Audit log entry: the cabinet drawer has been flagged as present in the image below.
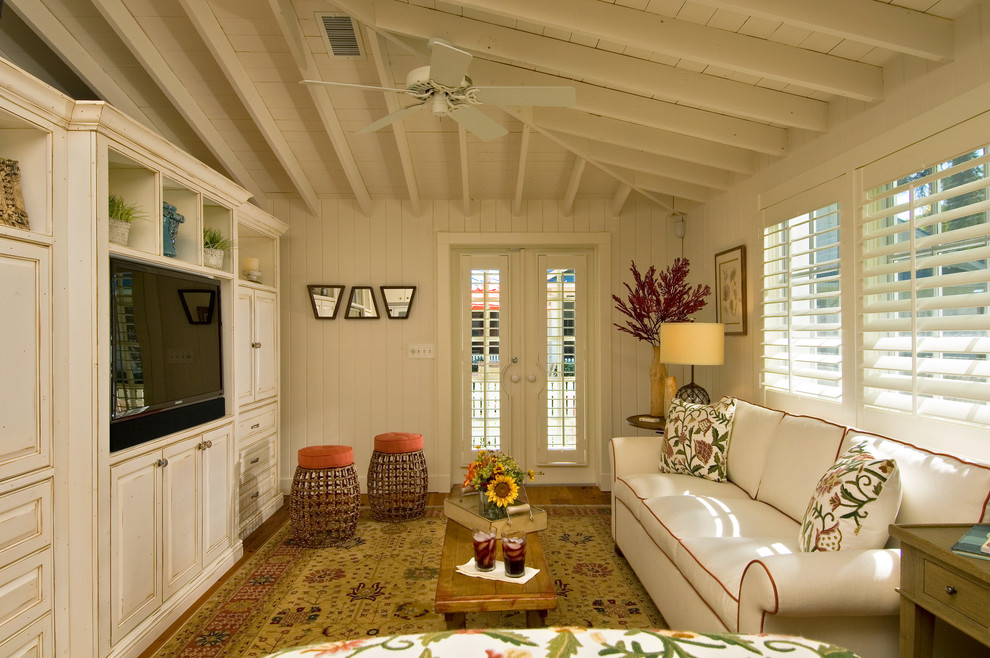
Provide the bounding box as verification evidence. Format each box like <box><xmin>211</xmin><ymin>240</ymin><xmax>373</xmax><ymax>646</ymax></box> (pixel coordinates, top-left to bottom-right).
<box><xmin>0</xmin><ymin>549</ymin><xmax>52</xmax><ymax>646</ymax></box>
<box><xmin>239</xmin><ymin>466</ymin><xmax>277</xmax><ymax>524</ymax></box>
<box><xmin>0</xmin><ymin>612</ymin><xmax>53</xmax><ymax>658</ymax></box>
<box><xmin>238</xmin><ymin>405</ymin><xmax>276</xmax><ymax>443</ymax></box>
<box><xmin>0</xmin><ymin>481</ymin><xmax>51</xmax><ymax>570</ymax></box>
<box><xmin>240</xmin><ymin>434</ymin><xmax>276</xmax><ymax>483</ymax></box>
<box><xmin>923</xmin><ymin>559</ymin><xmax>990</xmax><ymax>625</ymax></box>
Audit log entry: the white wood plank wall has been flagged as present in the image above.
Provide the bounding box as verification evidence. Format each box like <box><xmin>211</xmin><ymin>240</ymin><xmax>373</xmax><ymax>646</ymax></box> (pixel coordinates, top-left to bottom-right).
<box><xmin>274</xmin><ymin>197</ymin><xmax>681</xmax><ymax>492</ymax></box>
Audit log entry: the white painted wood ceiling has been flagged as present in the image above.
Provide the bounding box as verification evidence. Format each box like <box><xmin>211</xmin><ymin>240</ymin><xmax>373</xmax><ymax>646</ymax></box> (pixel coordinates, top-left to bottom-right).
<box><xmin>8</xmin><ymin>0</ymin><xmax>978</xmax><ymax>215</ymax></box>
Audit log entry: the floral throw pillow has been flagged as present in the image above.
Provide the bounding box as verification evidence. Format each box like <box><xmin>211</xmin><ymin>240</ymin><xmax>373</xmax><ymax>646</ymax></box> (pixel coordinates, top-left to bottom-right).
<box><xmin>660</xmin><ymin>396</ymin><xmax>736</xmax><ymax>481</ymax></box>
<box><xmin>799</xmin><ymin>442</ymin><xmax>901</xmax><ymax>552</ymax></box>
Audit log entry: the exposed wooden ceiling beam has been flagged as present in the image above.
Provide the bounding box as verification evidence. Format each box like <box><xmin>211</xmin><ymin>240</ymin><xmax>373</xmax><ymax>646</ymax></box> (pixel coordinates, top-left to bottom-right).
<box><xmin>266</xmin><ymin>0</ymin><xmax>373</xmax><ymax>216</ymax></box>
<box><xmin>368</xmin><ymin>0</ymin><xmax>828</xmax><ymax>130</ymax></box>
<box><xmin>692</xmin><ymin>0</ymin><xmax>954</xmax><ymax>62</ymax></box>
<box><xmin>468</xmin><ymin>60</ymin><xmax>787</xmax><ymax>156</ymax></box>
<box><xmin>562</xmin><ymin>158</ymin><xmax>586</xmax><ymax>217</ymax></box>
<box><xmin>617</xmin><ymin>168</ymin><xmax>714</xmax><ymax>204</ymax></box>
<box><xmin>610</xmin><ymin>184</ymin><xmax>632</xmax><ymax>217</ymax></box>
<box><xmin>86</xmin><ymin>0</ymin><xmax>270</xmax><ymax>206</ymax></box>
<box><xmin>9</xmin><ymin>1</ymin><xmax>147</xmax><ymax>132</ymax></box>
<box><xmin>366</xmin><ymin>27</ymin><xmax>420</xmax><ymax>217</ymax></box>
<box><xmin>553</xmin><ymin>134</ymin><xmax>732</xmax><ymax>190</ymax></box>
<box><xmin>501</xmin><ymin>106</ymin><xmax>672</xmax><ymax>212</ymax></box>
<box><xmin>444</xmin><ymin>0</ymin><xmax>882</xmax><ymax>101</ymax></box>
<box><xmin>512</xmin><ymin>110</ymin><xmax>532</xmax><ymax>217</ymax></box>
<box><xmin>535</xmin><ymin>108</ymin><xmax>759</xmax><ymax>175</ymax></box>
<box><xmin>177</xmin><ymin>0</ymin><xmax>320</xmax><ymax>216</ymax></box>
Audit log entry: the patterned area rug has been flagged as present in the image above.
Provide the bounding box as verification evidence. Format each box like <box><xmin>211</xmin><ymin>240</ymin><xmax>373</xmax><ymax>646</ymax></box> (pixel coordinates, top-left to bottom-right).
<box><xmin>153</xmin><ymin>506</ymin><xmax>665</xmax><ymax>657</ymax></box>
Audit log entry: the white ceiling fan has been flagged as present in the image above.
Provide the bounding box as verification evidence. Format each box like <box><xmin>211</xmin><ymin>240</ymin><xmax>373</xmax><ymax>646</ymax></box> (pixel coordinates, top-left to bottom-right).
<box><xmin>302</xmin><ymin>38</ymin><xmax>576</xmax><ymax>141</ymax></box>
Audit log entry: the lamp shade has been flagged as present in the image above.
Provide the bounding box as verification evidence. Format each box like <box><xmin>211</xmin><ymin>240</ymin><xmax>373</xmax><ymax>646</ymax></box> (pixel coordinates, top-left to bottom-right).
<box><xmin>658</xmin><ymin>322</ymin><xmax>724</xmax><ymax>365</ymax></box>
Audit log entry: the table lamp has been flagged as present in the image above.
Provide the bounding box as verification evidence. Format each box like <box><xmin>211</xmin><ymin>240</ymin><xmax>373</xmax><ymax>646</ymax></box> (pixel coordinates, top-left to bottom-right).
<box><xmin>658</xmin><ymin>322</ymin><xmax>724</xmax><ymax>404</ymax></box>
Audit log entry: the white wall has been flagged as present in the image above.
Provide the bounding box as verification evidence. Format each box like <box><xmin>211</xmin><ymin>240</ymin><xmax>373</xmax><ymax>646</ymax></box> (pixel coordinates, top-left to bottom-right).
<box><xmin>275</xmin><ymin>197</ymin><xmax>684</xmax><ymax>492</ymax></box>
<box><xmin>685</xmin><ymin>0</ymin><xmax>990</xmax><ymax>463</ymax></box>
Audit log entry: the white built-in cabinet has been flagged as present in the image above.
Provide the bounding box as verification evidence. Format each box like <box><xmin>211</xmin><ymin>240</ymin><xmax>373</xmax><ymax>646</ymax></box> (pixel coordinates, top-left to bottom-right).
<box><xmin>0</xmin><ymin>59</ymin><xmax>286</xmax><ymax>657</ymax></box>
<box><xmin>109</xmin><ymin>427</ymin><xmax>232</xmax><ymax>643</ymax></box>
<box><xmin>236</xmin><ymin>288</ymin><xmax>279</xmax><ymax>406</ymax></box>
<box><xmin>0</xmin><ymin>61</ymin><xmax>69</xmax><ymax>658</ymax></box>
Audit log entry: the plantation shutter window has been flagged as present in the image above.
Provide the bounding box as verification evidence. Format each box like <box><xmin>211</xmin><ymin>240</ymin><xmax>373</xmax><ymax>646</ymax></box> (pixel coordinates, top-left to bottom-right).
<box><xmin>762</xmin><ymin>202</ymin><xmax>842</xmax><ymax>399</ymax></box>
<box><xmin>860</xmin><ymin>147</ymin><xmax>990</xmax><ymax>425</ymax></box>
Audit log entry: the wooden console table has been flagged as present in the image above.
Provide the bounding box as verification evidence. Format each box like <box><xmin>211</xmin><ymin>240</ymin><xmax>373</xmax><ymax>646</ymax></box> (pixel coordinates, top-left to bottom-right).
<box><xmin>889</xmin><ymin>524</ymin><xmax>990</xmax><ymax>657</ymax></box>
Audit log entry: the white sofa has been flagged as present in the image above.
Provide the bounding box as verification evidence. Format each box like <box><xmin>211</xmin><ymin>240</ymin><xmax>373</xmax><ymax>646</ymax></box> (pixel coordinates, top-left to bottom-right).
<box><xmin>610</xmin><ymin>398</ymin><xmax>990</xmax><ymax>658</ymax></box>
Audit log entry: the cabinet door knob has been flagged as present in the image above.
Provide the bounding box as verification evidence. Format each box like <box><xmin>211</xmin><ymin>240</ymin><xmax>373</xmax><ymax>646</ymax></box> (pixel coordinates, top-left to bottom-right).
<box><xmin>945</xmin><ymin>585</ymin><xmax>957</xmax><ymax>596</ymax></box>
<box><xmin>250</xmin><ymin>457</ymin><xmax>260</xmax><ymax>464</ymax></box>
<box><xmin>156</xmin><ymin>458</ymin><xmax>169</xmax><ymax>468</ymax></box>
<box><xmin>251</xmin><ymin>491</ymin><xmax>260</xmax><ymax>499</ymax></box>
<box><xmin>251</xmin><ymin>423</ymin><xmax>260</xmax><ymax>429</ymax></box>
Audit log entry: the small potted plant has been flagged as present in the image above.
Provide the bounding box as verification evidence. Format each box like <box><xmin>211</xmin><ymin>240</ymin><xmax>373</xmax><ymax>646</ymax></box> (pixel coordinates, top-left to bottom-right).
<box><xmin>108</xmin><ymin>193</ymin><xmax>142</xmax><ymax>246</ymax></box>
<box><xmin>202</xmin><ymin>227</ymin><xmax>232</xmax><ymax>269</ymax></box>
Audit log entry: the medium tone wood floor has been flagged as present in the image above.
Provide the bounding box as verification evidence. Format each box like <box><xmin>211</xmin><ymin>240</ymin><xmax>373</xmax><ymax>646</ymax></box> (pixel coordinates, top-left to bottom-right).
<box><xmin>138</xmin><ymin>485</ymin><xmax>611</xmax><ymax>657</ymax></box>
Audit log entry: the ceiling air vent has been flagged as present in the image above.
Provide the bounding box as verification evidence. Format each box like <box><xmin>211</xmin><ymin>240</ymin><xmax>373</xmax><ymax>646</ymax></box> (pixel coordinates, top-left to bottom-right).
<box><xmin>319</xmin><ymin>14</ymin><xmax>364</xmax><ymax>58</ymax></box>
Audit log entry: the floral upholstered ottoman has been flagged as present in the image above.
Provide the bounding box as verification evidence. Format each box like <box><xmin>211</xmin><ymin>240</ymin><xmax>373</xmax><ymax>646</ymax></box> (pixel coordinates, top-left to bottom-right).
<box><xmin>265</xmin><ymin>627</ymin><xmax>858</xmax><ymax>657</ymax></box>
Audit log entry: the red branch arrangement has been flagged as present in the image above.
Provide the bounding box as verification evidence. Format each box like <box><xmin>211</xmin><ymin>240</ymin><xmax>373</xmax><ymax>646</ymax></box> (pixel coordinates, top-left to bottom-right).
<box><xmin>612</xmin><ymin>258</ymin><xmax>711</xmax><ymax>346</ymax></box>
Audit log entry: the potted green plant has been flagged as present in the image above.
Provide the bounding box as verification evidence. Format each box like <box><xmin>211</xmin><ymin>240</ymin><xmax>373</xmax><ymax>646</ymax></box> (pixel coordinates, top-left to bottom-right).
<box><xmin>202</xmin><ymin>227</ymin><xmax>232</xmax><ymax>269</ymax></box>
<box><xmin>108</xmin><ymin>193</ymin><xmax>142</xmax><ymax>246</ymax></box>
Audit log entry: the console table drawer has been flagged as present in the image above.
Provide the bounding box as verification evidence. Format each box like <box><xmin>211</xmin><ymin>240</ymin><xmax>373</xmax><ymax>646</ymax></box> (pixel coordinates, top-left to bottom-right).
<box><xmin>240</xmin><ymin>434</ymin><xmax>275</xmax><ymax>483</ymax></box>
<box><xmin>924</xmin><ymin>559</ymin><xmax>989</xmax><ymax>626</ymax></box>
<box><xmin>238</xmin><ymin>405</ymin><xmax>276</xmax><ymax>443</ymax></box>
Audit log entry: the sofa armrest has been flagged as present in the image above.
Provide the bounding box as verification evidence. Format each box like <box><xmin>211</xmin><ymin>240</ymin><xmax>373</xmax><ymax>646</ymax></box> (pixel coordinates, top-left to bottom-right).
<box><xmin>609</xmin><ymin>435</ymin><xmax>662</xmax><ymax>482</ymax></box>
<box><xmin>738</xmin><ymin>549</ymin><xmax>901</xmax><ymax>631</ymax></box>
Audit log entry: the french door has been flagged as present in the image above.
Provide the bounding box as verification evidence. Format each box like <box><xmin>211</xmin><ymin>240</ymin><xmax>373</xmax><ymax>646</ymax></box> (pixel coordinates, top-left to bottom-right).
<box><xmin>454</xmin><ymin>249</ymin><xmax>592</xmax><ymax>483</ymax></box>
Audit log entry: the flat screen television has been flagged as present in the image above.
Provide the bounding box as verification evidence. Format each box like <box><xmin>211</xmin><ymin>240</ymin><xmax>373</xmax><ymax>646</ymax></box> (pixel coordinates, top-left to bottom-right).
<box><xmin>110</xmin><ymin>258</ymin><xmax>225</xmax><ymax>452</ymax></box>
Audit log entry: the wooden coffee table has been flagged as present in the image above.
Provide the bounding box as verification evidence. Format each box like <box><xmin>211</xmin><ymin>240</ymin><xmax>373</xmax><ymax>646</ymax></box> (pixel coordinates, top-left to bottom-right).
<box><xmin>434</xmin><ymin>521</ymin><xmax>557</xmax><ymax>629</ymax></box>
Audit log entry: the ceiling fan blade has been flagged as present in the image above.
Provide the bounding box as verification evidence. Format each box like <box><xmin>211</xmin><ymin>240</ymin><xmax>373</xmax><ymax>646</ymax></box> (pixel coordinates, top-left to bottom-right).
<box><xmin>473</xmin><ymin>86</ymin><xmax>576</xmax><ymax>107</ymax></box>
<box><xmin>448</xmin><ymin>104</ymin><xmax>508</xmax><ymax>142</ymax></box>
<box><xmin>300</xmin><ymin>79</ymin><xmax>410</xmax><ymax>94</ymax></box>
<box><xmin>356</xmin><ymin>103</ymin><xmax>427</xmax><ymax>134</ymax></box>
<box><xmin>429</xmin><ymin>39</ymin><xmax>473</xmax><ymax>88</ymax></box>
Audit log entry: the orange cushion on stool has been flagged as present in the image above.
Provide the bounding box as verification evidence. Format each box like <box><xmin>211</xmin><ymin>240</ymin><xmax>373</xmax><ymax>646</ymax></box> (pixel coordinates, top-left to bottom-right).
<box><xmin>298</xmin><ymin>445</ymin><xmax>353</xmax><ymax>469</ymax></box>
<box><xmin>374</xmin><ymin>432</ymin><xmax>423</xmax><ymax>453</ymax></box>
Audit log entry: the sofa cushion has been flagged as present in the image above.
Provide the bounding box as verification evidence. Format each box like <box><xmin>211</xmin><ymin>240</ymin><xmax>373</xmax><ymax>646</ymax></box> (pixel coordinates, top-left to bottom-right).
<box><xmin>678</xmin><ymin>536</ymin><xmax>799</xmax><ymax>631</ymax></box>
<box><xmin>798</xmin><ymin>442</ymin><xmax>901</xmax><ymax>552</ymax></box>
<box><xmin>725</xmin><ymin>400</ymin><xmax>786</xmax><ymax>498</ymax></box>
<box><xmin>661</xmin><ymin>397</ymin><xmax>736</xmax><ymax>481</ymax></box>
<box><xmin>845</xmin><ymin>430</ymin><xmax>990</xmax><ymax>525</ymax></box>
<box><xmin>756</xmin><ymin>414</ymin><xmax>846</xmax><ymax>521</ymax></box>
<box><xmin>640</xmin><ymin>494</ymin><xmax>799</xmax><ymax>563</ymax></box>
<box><xmin>613</xmin><ymin>473</ymin><xmax>751</xmax><ymax>522</ymax></box>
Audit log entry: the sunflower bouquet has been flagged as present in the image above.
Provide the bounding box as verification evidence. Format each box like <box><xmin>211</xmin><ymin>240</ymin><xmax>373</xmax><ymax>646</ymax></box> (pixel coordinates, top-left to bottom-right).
<box><xmin>462</xmin><ymin>449</ymin><xmax>536</xmax><ymax>513</ymax></box>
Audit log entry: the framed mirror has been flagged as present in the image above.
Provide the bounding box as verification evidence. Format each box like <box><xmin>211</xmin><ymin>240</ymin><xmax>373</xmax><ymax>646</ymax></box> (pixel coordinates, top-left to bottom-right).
<box><xmin>178</xmin><ymin>289</ymin><xmax>216</xmax><ymax>325</ymax></box>
<box><xmin>380</xmin><ymin>286</ymin><xmax>417</xmax><ymax>319</ymax></box>
<box><xmin>345</xmin><ymin>286</ymin><xmax>380</xmax><ymax>319</ymax></box>
<box><xmin>308</xmin><ymin>285</ymin><xmax>345</xmax><ymax>319</ymax></box>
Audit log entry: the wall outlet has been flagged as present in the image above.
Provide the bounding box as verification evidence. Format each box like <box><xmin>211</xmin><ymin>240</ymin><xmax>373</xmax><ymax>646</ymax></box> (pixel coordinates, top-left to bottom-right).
<box><xmin>408</xmin><ymin>343</ymin><xmax>435</xmax><ymax>359</ymax></box>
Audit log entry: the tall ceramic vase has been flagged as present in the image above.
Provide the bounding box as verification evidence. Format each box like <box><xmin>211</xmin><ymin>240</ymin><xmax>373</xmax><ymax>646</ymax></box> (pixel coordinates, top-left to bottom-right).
<box><xmin>650</xmin><ymin>345</ymin><xmax>668</xmax><ymax>417</ymax></box>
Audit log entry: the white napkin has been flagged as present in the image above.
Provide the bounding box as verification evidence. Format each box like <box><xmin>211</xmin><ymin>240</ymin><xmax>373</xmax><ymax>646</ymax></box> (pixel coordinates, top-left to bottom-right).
<box><xmin>456</xmin><ymin>558</ymin><xmax>540</xmax><ymax>584</ymax></box>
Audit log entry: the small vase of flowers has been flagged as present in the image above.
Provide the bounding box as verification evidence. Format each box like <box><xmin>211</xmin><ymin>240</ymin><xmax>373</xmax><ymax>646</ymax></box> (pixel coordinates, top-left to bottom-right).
<box><xmin>463</xmin><ymin>450</ymin><xmax>536</xmax><ymax>520</ymax></box>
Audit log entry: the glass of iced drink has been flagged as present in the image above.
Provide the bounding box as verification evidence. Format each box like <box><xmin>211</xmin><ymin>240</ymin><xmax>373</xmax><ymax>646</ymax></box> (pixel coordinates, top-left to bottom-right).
<box><xmin>472</xmin><ymin>527</ymin><xmax>497</xmax><ymax>572</ymax></box>
<box><xmin>502</xmin><ymin>531</ymin><xmax>527</xmax><ymax>578</ymax></box>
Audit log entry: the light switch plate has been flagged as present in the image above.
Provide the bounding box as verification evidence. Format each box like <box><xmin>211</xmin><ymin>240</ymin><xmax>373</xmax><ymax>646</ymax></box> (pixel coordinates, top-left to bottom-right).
<box><xmin>408</xmin><ymin>343</ymin><xmax>435</xmax><ymax>359</ymax></box>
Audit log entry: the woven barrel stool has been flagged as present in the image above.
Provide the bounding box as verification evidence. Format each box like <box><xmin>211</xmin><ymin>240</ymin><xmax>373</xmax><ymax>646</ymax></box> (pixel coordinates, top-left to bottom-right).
<box><xmin>290</xmin><ymin>445</ymin><xmax>359</xmax><ymax>546</ymax></box>
<box><xmin>367</xmin><ymin>432</ymin><xmax>428</xmax><ymax>521</ymax></box>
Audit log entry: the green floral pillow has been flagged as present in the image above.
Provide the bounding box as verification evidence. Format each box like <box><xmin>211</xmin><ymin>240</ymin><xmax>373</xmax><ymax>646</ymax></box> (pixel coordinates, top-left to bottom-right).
<box><xmin>799</xmin><ymin>442</ymin><xmax>901</xmax><ymax>552</ymax></box>
<box><xmin>660</xmin><ymin>396</ymin><xmax>736</xmax><ymax>481</ymax></box>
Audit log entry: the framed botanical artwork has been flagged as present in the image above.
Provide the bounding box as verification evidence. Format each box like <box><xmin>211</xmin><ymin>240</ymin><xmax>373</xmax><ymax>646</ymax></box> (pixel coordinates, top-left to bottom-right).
<box><xmin>714</xmin><ymin>245</ymin><xmax>747</xmax><ymax>335</ymax></box>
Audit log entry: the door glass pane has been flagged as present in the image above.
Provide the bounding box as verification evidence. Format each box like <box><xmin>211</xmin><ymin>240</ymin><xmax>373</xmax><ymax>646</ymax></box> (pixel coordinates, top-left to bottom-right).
<box><xmin>470</xmin><ymin>269</ymin><xmax>501</xmax><ymax>450</ymax></box>
<box><xmin>546</xmin><ymin>268</ymin><xmax>577</xmax><ymax>451</ymax></box>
